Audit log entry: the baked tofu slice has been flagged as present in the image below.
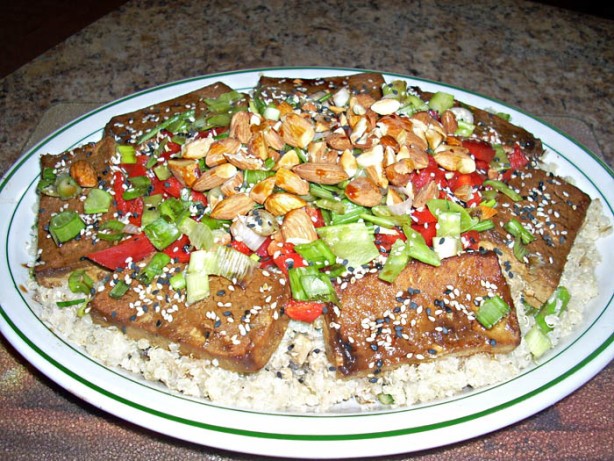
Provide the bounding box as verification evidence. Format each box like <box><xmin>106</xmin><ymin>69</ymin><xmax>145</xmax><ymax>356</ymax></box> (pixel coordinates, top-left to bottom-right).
<box><xmin>324</xmin><ymin>252</ymin><xmax>520</xmax><ymax>378</ymax></box>
<box><xmin>104</xmin><ymin>81</ymin><xmax>247</xmax><ymax>144</ymax></box>
<box><xmin>255</xmin><ymin>72</ymin><xmax>386</xmax><ymax>102</ymax></box>
<box><xmin>481</xmin><ymin>166</ymin><xmax>591</xmax><ymax>307</ymax></box>
<box><xmin>34</xmin><ymin>136</ymin><xmax>117</xmax><ymax>287</ymax></box>
<box><xmin>89</xmin><ymin>266</ymin><xmax>291</xmax><ymax>373</ymax></box>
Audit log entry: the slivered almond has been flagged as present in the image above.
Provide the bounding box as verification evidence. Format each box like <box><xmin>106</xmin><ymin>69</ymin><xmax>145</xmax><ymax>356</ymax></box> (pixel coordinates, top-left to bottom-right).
<box><xmin>249</xmin><ymin>176</ymin><xmax>276</xmax><ymax>204</ymax></box>
<box><xmin>229</xmin><ymin>111</ymin><xmax>251</xmax><ymax>143</ymax></box>
<box><xmin>385</xmin><ymin>159</ymin><xmax>415</xmax><ymax>187</ymax></box>
<box><xmin>69</xmin><ymin>159</ymin><xmax>97</xmax><ymax>187</ymax></box>
<box><xmin>206</xmin><ymin>138</ymin><xmax>241</xmax><ymax>167</ymax></box>
<box><xmin>371</xmin><ymin>98</ymin><xmax>401</xmax><ymax>115</ymax></box>
<box><xmin>433</xmin><ymin>145</ymin><xmax>475</xmax><ymax>173</ymax></box>
<box><xmin>281</xmin><ymin>208</ymin><xmax>318</xmax><ymax>244</ymax></box>
<box><xmin>182</xmin><ymin>137</ymin><xmax>214</xmax><ymax>159</ymax></box>
<box><xmin>248</xmin><ymin>132</ymin><xmax>269</xmax><ymax>160</ymax></box>
<box><xmin>413</xmin><ymin>180</ymin><xmax>439</xmax><ymax>209</ymax></box>
<box><xmin>275</xmin><ymin>168</ymin><xmax>310</xmax><ymax>195</ymax></box>
<box><xmin>225</xmin><ymin>151</ymin><xmax>264</xmax><ymax>170</ymax></box>
<box><xmin>340</xmin><ymin>149</ymin><xmax>358</xmax><ymax>177</ymax></box>
<box><xmin>345</xmin><ymin>177</ymin><xmax>383</xmax><ymax>207</ymax></box>
<box><xmin>210</xmin><ymin>193</ymin><xmax>255</xmax><ymax>220</ymax></box>
<box><xmin>380</xmin><ymin>135</ymin><xmax>400</xmax><ymax>153</ymax></box>
<box><xmin>441</xmin><ymin>110</ymin><xmax>458</xmax><ymax>136</ymax></box>
<box><xmin>263</xmin><ymin>127</ymin><xmax>285</xmax><ymax>151</ymax></box>
<box><xmin>326</xmin><ymin>132</ymin><xmax>353</xmax><ymax>151</ymax></box>
<box><xmin>220</xmin><ymin>171</ymin><xmax>244</xmax><ymax>196</ymax></box>
<box><xmin>167</xmin><ymin>159</ymin><xmax>200</xmax><ymax>187</ymax></box>
<box><xmin>275</xmin><ymin>149</ymin><xmax>301</xmax><ymax>170</ymax></box>
<box><xmin>293</xmin><ymin>162</ymin><xmax>349</xmax><ymax>185</ymax></box>
<box><xmin>264</xmin><ymin>193</ymin><xmax>307</xmax><ymax>216</ymax></box>
<box><xmin>192</xmin><ymin>163</ymin><xmax>237</xmax><ymax>191</ymax></box>
<box><xmin>280</xmin><ymin>113</ymin><xmax>315</xmax><ymax>149</ymax></box>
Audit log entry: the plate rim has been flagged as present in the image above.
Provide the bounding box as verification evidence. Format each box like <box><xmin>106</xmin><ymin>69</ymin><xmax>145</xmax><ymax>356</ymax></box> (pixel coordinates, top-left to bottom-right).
<box><xmin>1</xmin><ymin>66</ymin><xmax>613</xmax><ymax>458</ymax></box>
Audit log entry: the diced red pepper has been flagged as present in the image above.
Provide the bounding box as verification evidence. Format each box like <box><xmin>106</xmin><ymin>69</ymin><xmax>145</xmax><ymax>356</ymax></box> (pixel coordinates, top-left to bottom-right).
<box><xmin>501</xmin><ymin>144</ymin><xmax>530</xmax><ymax>181</ymax></box>
<box><xmin>190</xmin><ymin>190</ymin><xmax>208</xmax><ymax>207</ymax></box>
<box><xmin>163</xmin><ymin>234</ymin><xmax>191</xmax><ymax>263</ymax></box>
<box><xmin>112</xmin><ymin>171</ymin><xmax>143</xmax><ymax>225</ymax></box>
<box><xmin>374</xmin><ymin>228</ymin><xmax>407</xmax><ymax>253</ymax></box>
<box><xmin>87</xmin><ymin>233</ymin><xmax>155</xmax><ymax>270</ymax></box>
<box><xmin>285</xmin><ymin>299</ymin><xmax>326</xmax><ymax>323</ymax></box>
<box><xmin>165</xmin><ymin>141</ymin><xmax>182</xmax><ymax>154</ymax></box>
<box><xmin>461</xmin><ymin>230</ymin><xmax>480</xmax><ymax>251</ymax></box>
<box><xmin>270</xmin><ymin>243</ymin><xmax>306</xmax><ymax>275</ymax></box>
<box><xmin>304</xmin><ymin>206</ymin><xmax>326</xmax><ymax>228</ymax></box>
<box><xmin>411</xmin><ymin>206</ymin><xmax>437</xmax><ymax>224</ymax></box>
<box><xmin>462</xmin><ymin>139</ymin><xmax>496</xmax><ymax>163</ymax></box>
<box><xmin>410</xmin><ymin>158</ymin><xmax>447</xmax><ymax>190</ymax></box>
<box><xmin>162</xmin><ymin>176</ymin><xmax>184</xmax><ymax>198</ymax></box>
<box><xmin>411</xmin><ymin>222</ymin><xmax>437</xmax><ymax>247</ymax></box>
<box><xmin>120</xmin><ymin>154</ymin><xmax>148</xmax><ymax>178</ymax></box>
<box><xmin>448</xmin><ymin>171</ymin><xmax>485</xmax><ymax>191</ymax></box>
<box><xmin>230</xmin><ymin>239</ymin><xmax>252</xmax><ymax>256</ymax></box>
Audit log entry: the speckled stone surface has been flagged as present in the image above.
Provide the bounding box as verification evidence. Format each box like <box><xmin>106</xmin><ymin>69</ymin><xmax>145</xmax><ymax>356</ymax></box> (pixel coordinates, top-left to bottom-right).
<box><xmin>0</xmin><ymin>0</ymin><xmax>613</xmax><ymax>460</ymax></box>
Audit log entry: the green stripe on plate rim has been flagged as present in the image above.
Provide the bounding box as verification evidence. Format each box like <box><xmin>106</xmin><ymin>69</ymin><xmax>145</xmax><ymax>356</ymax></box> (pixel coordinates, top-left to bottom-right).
<box><xmin>1</xmin><ymin>67</ymin><xmax>613</xmax><ymax>441</ymax></box>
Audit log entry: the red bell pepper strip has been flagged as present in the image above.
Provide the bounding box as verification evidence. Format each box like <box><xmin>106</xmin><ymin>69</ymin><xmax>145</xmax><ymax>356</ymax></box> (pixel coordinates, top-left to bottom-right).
<box><xmin>230</xmin><ymin>239</ymin><xmax>252</xmax><ymax>256</ymax></box>
<box><xmin>411</xmin><ymin>222</ymin><xmax>437</xmax><ymax>247</ymax></box>
<box><xmin>501</xmin><ymin>144</ymin><xmax>530</xmax><ymax>181</ymax></box>
<box><xmin>462</xmin><ymin>139</ymin><xmax>496</xmax><ymax>163</ymax></box>
<box><xmin>461</xmin><ymin>230</ymin><xmax>480</xmax><ymax>251</ymax></box>
<box><xmin>285</xmin><ymin>299</ymin><xmax>326</xmax><ymax>323</ymax></box>
<box><xmin>163</xmin><ymin>234</ymin><xmax>191</xmax><ymax>263</ymax></box>
<box><xmin>87</xmin><ymin>233</ymin><xmax>155</xmax><ymax>270</ymax></box>
<box><xmin>120</xmin><ymin>154</ymin><xmax>148</xmax><ymax>178</ymax></box>
<box><xmin>271</xmin><ymin>243</ymin><xmax>307</xmax><ymax>275</ymax></box>
<box><xmin>374</xmin><ymin>228</ymin><xmax>407</xmax><ymax>253</ymax></box>
<box><xmin>411</xmin><ymin>206</ymin><xmax>437</xmax><ymax>224</ymax></box>
<box><xmin>448</xmin><ymin>171</ymin><xmax>485</xmax><ymax>192</ymax></box>
<box><xmin>304</xmin><ymin>206</ymin><xmax>326</xmax><ymax>228</ymax></box>
<box><xmin>112</xmin><ymin>171</ymin><xmax>143</xmax><ymax>226</ymax></box>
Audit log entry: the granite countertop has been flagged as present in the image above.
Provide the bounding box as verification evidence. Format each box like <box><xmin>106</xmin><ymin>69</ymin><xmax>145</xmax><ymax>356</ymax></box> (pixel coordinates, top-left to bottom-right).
<box><xmin>1</xmin><ymin>1</ymin><xmax>613</xmax><ymax>460</ymax></box>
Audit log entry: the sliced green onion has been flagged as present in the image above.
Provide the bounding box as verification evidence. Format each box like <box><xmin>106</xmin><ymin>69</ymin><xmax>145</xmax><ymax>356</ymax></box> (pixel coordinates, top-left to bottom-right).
<box><xmin>429</xmin><ymin>91</ymin><xmax>455</xmax><ymax>114</ymax></box>
<box><xmin>294</xmin><ymin>239</ymin><xmax>337</xmax><ymax>268</ymax></box>
<box><xmin>178</xmin><ymin>216</ymin><xmax>214</xmax><ymax>251</ymax></box>
<box><xmin>379</xmin><ymin>239</ymin><xmax>410</xmax><ymax>283</ymax></box>
<box><xmin>55</xmin><ymin>174</ymin><xmax>82</xmax><ymax>200</ymax></box>
<box><xmin>153</xmin><ymin>164</ymin><xmax>171</xmax><ymax>180</ymax></box>
<box><xmin>159</xmin><ymin>198</ymin><xmax>190</xmax><ymax>223</ymax></box>
<box><xmin>455</xmin><ymin>120</ymin><xmax>475</xmax><ymax>137</ymax></box>
<box><xmin>427</xmin><ymin>199</ymin><xmax>477</xmax><ymax>233</ymax></box>
<box><xmin>57</xmin><ymin>298</ymin><xmax>87</xmax><ymax>308</ymax></box>
<box><xmin>263</xmin><ymin>105</ymin><xmax>281</xmax><ymax>121</ymax></box>
<box><xmin>288</xmin><ymin>266</ymin><xmax>338</xmax><ymax>304</ymax></box>
<box><xmin>316</xmin><ymin>222</ymin><xmax>379</xmax><ymax>269</ymax></box>
<box><xmin>401</xmin><ymin>224</ymin><xmax>441</xmax><ymax>267</ymax></box>
<box><xmin>476</xmin><ymin>295</ymin><xmax>510</xmax><ymax>329</ymax></box>
<box><xmin>42</xmin><ymin>167</ymin><xmax>57</xmax><ymax>181</ymax></box>
<box><xmin>68</xmin><ymin>269</ymin><xmax>94</xmax><ymax>295</ymax></box>
<box><xmin>84</xmin><ymin>188</ymin><xmax>112</xmax><ymax>214</ymax></box>
<box><xmin>314</xmin><ymin>198</ymin><xmax>345</xmax><ymax>214</ymax></box>
<box><xmin>170</xmin><ymin>272</ymin><xmax>186</xmax><ymax>291</ymax></box>
<box><xmin>534</xmin><ymin>286</ymin><xmax>571</xmax><ymax>334</ymax></box>
<box><xmin>244</xmin><ymin>169</ymin><xmax>275</xmax><ymax>186</ymax></box>
<box><xmin>122</xmin><ymin>175</ymin><xmax>151</xmax><ymax>201</ymax></box>
<box><xmin>117</xmin><ymin>145</ymin><xmax>136</xmax><ymax>164</ymax></box>
<box><xmin>504</xmin><ymin>218</ymin><xmax>535</xmax><ymax>244</ymax></box>
<box><xmin>377</xmin><ymin>393</ymin><xmax>395</xmax><ymax>405</ymax></box>
<box><xmin>109</xmin><ymin>280</ymin><xmax>130</xmax><ymax>299</ymax></box>
<box><xmin>143</xmin><ymin>217</ymin><xmax>181</xmax><ymax>250</ymax></box>
<box><xmin>525</xmin><ymin>324</ymin><xmax>551</xmax><ymax>359</ymax></box>
<box><xmin>138</xmin><ymin>252</ymin><xmax>172</xmax><ymax>285</ymax></box>
<box><xmin>137</xmin><ymin>109</ymin><xmax>195</xmax><ymax>144</ymax></box>
<box><xmin>49</xmin><ymin>210</ymin><xmax>85</xmax><ymax>245</ymax></box>
<box><xmin>204</xmin><ymin>90</ymin><xmax>245</xmax><ymax>113</ymax></box>
<box><xmin>484</xmin><ymin>179</ymin><xmax>522</xmax><ymax>202</ymax></box>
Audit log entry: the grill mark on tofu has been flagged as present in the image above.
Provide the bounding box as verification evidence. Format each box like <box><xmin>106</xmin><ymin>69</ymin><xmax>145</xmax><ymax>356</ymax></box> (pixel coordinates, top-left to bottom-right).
<box><xmin>89</xmin><ymin>265</ymin><xmax>291</xmax><ymax>373</ymax></box>
<box><xmin>481</xmin><ymin>166</ymin><xmax>591</xmax><ymax>306</ymax></box>
<box><xmin>324</xmin><ymin>252</ymin><xmax>520</xmax><ymax>378</ymax></box>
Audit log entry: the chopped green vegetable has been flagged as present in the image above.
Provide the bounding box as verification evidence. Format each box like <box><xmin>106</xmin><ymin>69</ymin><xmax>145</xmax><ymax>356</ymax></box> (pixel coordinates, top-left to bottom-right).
<box><xmin>84</xmin><ymin>188</ymin><xmax>112</xmax><ymax>214</ymax></box>
<box><xmin>49</xmin><ymin>210</ymin><xmax>85</xmax><ymax>245</ymax></box>
<box><xmin>476</xmin><ymin>295</ymin><xmax>510</xmax><ymax>329</ymax></box>
<box><xmin>169</xmin><ymin>272</ymin><xmax>186</xmax><ymax>291</ymax></box>
<box><xmin>178</xmin><ymin>216</ymin><xmax>214</xmax><ymax>251</ymax></box>
<box><xmin>138</xmin><ymin>252</ymin><xmax>172</xmax><ymax>285</ymax></box>
<box><xmin>68</xmin><ymin>270</ymin><xmax>94</xmax><ymax>295</ymax></box>
<box><xmin>137</xmin><ymin>109</ymin><xmax>195</xmax><ymax>144</ymax></box>
<box><xmin>504</xmin><ymin>219</ymin><xmax>535</xmax><ymax>245</ymax></box>
<box><xmin>377</xmin><ymin>393</ymin><xmax>395</xmax><ymax>405</ymax></box>
<box><xmin>122</xmin><ymin>175</ymin><xmax>152</xmax><ymax>201</ymax></box>
<box><xmin>484</xmin><ymin>179</ymin><xmax>522</xmax><ymax>202</ymax></box>
<box><xmin>379</xmin><ymin>239</ymin><xmax>410</xmax><ymax>283</ymax></box>
<box><xmin>401</xmin><ymin>224</ymin><xmax>441</xmax><ymax>266</ymax></box>
<box><xmin>143</xmin><ymin>217</ymin><xmax>181</xmax><ymax>250</ymax></box>
<box><xmin>57</xmin><ymin>298</ymin><xmax>87</xmax><ymax>308</ymax></box>
<box><xmin>534</xmin><ymin>286</ymin><xmax>570</xmax><ymax>334</ymax></box>
<box><xmin>429</xmin><ymin>91</ymin><xmax>455</xmax><ymax>114</ymax></box>
<box><xmin>109</xmin><ymin>280</ymin><xmax>130</xmax><ymax>299</ymax></box>
<box><xmin>427</xmin><ymin>199</ymin><xmax>477</xmax><ymax>233</ymax></box>
<box><xmin>55</xmin><ymin>174</ymin><xmax>81</xmax><ymax>200</ymax></box>
<box><xmin>455</xmin><ymin>120</ymin><xmax>475</xmax><ymax>137</ymax></box>
<box><xmin>294</xmin><ymin>239</ymin><xmax>336</xmax><ymax>268</ymax></box>
<box><xmin>525</xmin><ymin>324</ymin><xmax>552</xmax><ymax>359</ymax></box>
<box><xmin>153</xmin><ymin>164</ymin><xmax>171</xmax><ymax>181</ymax></box>
<box><xmin>117</xmin><ymin>145</ymin><xmax>136</xmax><ymax>164</ymax></box>
<box><xmin>288</xmin><ymin>266</ymin><xmax>338</xmax><ymax>304</ymax></box>
<box><xmin>316</xmin><ymin>222</ymin><xmax>380</xmax><ymax>269</ymax></box>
